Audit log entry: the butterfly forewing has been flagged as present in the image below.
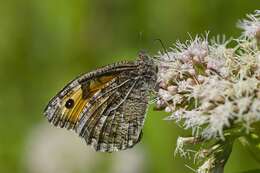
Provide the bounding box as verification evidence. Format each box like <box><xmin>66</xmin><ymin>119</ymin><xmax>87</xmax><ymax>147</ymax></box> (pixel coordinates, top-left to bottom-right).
<box><xmin>44</xmin><ymin>62</ymin><xmax>136</xmax><ymax>128</ymax></box>
<box><xmin>44</xmin><ymin>54</ymin><xmax>157</xmax><ymax>152</ymax></box>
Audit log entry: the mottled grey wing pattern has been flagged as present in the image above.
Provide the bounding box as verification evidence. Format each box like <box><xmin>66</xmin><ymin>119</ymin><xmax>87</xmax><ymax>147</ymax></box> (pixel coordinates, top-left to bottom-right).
<box><xmin>44</xmin><ymin>54</ymin><xmax>157</xmax><ymax>152</ymax></box>
<box><xmin>77</xmin><ymin>74</ymin><xmax>150</xmax><ymax>152</ymax></box>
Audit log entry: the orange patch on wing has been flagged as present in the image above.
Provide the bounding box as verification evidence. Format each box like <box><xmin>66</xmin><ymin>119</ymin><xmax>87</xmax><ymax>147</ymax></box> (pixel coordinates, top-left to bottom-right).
<box><xmin>61</xmin><ymin>86</ymin><xmax>85</xmax><ymax>124</ymax></box>
<box><xmin>57</xmin><ymin>75</ymin><xmax>117</xmax><ymax>127</ymax></box>
<box><xmin>61</xmin><ymin>75</ymin><xmax>116</xmax><ymax>124</ymax></box>
<box><xmin>89</xmin><ymin>75</ymin><xmax>116</xmax><ymax>92</ymax></box>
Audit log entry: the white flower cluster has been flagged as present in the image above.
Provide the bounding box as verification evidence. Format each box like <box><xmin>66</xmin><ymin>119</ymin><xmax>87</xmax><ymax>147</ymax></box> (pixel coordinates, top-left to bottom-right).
<box><xmin>237</xmin><ymin>10</ymin><xmax>260</xmax><ymax>39</ymax></box>
<box><xmin>156</xmin><ymin>11</ymin><xmax>260</xmax><ymax>141</ymax></box>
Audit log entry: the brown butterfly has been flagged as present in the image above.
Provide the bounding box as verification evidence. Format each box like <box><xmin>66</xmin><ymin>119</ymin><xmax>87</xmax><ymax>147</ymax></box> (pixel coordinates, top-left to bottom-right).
<box><xmin>43</xmin><ymin>52</ymin><xmax>158</xmax><ymax>152</ymax></box>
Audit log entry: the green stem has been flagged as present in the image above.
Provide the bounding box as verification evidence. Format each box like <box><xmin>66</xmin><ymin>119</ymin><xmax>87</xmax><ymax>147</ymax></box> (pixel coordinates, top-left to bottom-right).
<box><xmin>211</xmin><ymin>139</ymin><xmax>233</xmax><ymax>173</ymax></box>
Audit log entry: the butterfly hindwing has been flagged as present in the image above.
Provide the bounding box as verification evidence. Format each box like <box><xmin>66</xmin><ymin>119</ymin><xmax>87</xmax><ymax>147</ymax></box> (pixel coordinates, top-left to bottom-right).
<box><xmin>76</xmin><ymin>75</ymin><xmax>149</xmax><ymax>152</ymax></box>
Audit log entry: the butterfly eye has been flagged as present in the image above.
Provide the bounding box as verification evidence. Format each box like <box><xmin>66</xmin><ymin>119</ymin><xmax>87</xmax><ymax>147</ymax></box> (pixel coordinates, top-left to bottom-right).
<box><xmin>65</xmin><ymin>99</ymin><xmax>75</xmax><ymax>109</ymax></box>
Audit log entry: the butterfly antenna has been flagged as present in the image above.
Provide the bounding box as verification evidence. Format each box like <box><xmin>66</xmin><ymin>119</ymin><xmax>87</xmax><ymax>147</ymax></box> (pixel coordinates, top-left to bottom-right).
<box><xmin>154</xmin><ymin>38</ymin><xmax>171</xmax><ymax>60</ymax></box>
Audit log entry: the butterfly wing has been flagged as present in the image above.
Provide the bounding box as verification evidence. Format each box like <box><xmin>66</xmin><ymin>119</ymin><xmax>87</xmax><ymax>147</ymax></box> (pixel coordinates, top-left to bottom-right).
<box><xmin>44</xmin><ymin>59</ymin><xmax>156</xmax><ymax>152</ymax></box>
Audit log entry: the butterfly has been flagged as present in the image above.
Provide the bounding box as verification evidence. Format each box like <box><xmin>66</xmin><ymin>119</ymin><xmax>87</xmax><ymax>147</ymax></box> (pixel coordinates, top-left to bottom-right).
<box><xmin>43</xmin><ymin>52</ymin><xmax>158</xmax><ymax>152</ymax></box>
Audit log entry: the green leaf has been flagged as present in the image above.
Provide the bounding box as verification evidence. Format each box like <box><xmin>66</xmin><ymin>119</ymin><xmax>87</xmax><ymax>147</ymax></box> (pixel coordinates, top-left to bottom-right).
<box><xmin>239</xmin><ymin>133</ymin><xmax>260</xmax><ymax>163</ymax></box>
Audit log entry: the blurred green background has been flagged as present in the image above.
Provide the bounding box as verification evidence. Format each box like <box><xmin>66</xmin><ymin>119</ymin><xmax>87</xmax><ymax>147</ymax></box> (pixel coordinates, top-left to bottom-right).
<box><xmin>0</xmin><ymin>0</ymin><xmax>260</xmax><ymax>173</ymax></box>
